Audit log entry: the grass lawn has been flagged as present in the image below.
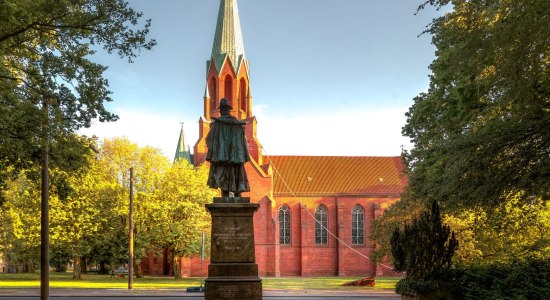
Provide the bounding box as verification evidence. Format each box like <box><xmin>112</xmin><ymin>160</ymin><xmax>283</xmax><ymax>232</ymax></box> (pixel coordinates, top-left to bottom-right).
<box><xmin>0</xmin><ymin>272</ymin><xmax>400</xmax><ymax>290</ymax></box>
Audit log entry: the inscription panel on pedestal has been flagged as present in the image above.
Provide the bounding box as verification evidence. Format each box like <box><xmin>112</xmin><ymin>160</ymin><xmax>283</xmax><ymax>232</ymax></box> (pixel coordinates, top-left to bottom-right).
<box><xmin>211</xmin><ymin>216</ymin><xmax>255</xmax><ymax>263</ymax></box>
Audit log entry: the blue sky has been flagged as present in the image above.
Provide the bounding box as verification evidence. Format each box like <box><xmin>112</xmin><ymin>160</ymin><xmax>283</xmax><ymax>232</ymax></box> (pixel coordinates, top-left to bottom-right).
<box><xmin>80</xmin><ymin>0</ymin><xmax>445</xmax><ymax>158</ymax></box>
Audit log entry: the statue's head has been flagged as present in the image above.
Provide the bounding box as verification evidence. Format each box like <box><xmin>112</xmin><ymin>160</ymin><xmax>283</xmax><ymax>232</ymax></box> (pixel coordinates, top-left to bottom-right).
<box><xmin>219</xmin><ymin>98</ymin><xmax>232</xmax><ymax>115</ymax></box>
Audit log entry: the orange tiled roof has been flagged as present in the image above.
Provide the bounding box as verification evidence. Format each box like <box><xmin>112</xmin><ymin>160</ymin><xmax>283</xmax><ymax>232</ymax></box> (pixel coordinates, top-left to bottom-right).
<box><xmin>266</xmin><ymin>156</ymin><xmax>407</xmax><ymax>197</ymax></box>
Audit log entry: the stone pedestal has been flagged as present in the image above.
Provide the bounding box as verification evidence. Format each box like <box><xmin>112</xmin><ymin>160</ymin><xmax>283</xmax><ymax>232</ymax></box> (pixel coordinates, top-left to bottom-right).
<box><xmin>205</xmin><ymin>197</ymin><xmax>262</xmax><ymax>300</ymax></box>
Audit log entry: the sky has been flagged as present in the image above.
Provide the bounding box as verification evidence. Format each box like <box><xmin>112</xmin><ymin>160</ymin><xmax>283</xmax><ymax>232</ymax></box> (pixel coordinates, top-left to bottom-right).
<box><xmin>79</xmin><ymin>0</ymin><xmax>445</xmax><ymax>159</ymax></box>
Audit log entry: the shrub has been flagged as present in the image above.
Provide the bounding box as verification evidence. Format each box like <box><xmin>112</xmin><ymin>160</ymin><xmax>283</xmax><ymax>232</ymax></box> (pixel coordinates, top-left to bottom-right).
<box><xmin>391</xmin><ymin>200</ymin><xmax>458</xmax><ymax>280</ymax></box>
<box><xmin>460</xmin><ymin>257</ymin><xmax>550</xmax><ymax>300</ymax></box>
<box><xmin>49</xmin><ymin>248</ymin><xmax>71</xmax><ymax>272</ymax></box>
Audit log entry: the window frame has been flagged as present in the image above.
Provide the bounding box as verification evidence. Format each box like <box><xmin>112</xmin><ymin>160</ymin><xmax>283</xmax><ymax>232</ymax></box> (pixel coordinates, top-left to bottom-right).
<box><xmin>351</xmin><ymin>204</ymin><xmax>365</xmax><ymax>245</ymax></box>
<box><xmin>314</xmin><ymin>205</ymin><xmax>329</xmax><ymax>245</ymax></box>
<box><xmin>278</xmin><ymin>204</ymin><xmax>291</xmax><ymax>245</ymax></box>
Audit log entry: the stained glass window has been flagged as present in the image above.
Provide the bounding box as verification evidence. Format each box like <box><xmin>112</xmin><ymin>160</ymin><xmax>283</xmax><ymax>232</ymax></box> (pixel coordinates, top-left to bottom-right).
<box><xmin>278</xmin><ymin>205</ymin><xmax>291</xmax><ymax>245</ymax></box>
<box><xmin>315</xmin><ymin>205</ymin><xmax>328</xmax><ymax>245</ymax></box>
<box><xmin>352</xmin><ymin>205</ymin><xmax>364</xmax><ymax>245</ymax></box>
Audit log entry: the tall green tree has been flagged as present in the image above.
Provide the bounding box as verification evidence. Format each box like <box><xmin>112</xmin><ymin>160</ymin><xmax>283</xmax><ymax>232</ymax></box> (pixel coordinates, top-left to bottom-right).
<box><xmin>93</xmin><ymin>137</ymin><xmax>171</xmax><ymax>277</ymax></box>
<box><xmin>443</xmin><ymin>194</ymin><xmax>550</xmax><ymax>264</ymax></box>
<box><xmin>152</xmin><ymin>161</ymin><xmax>215</xmax><ymax>279</ymax></box>
<box><xmin>0</xmin><ymin>172</ymin><xmax>41</xmax><ymax>272</ymax></box>
<box><xmin>372</xmin><ymin>0</ymin><xmax>549</xmax><ymax>266</ymax></box>
<box><xmin>404</xmin><ymin>0</ymin><xmax>549</xmax><ymax>208</ymax></box>
<box><xmin>0</xmin><ymin>0</ymin><xmax>156</xmax><ymax>188</ymax></box>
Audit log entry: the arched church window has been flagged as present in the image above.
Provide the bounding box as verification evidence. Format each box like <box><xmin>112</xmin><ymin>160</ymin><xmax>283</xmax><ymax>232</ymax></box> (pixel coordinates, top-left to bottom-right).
<box><xmin>224</xmin><ymin>75</ymin><xmax>233</xmax><ymax>102</ymax></box>
<box><xmin>278</xmin><ymin>205</ymin><xmax>291</xmax><ymax>245</ymax></box>
<box><xmin>209</xmin><ymin>78</ymin><xmax>216</xmax><ymax>110</ymax></box>
<box><xmin>315</xmin><ymin>205</ymin><xmax>328</xmax><ymax>245</ymax></box>
<box><xmin>240</xmin><ymin>78</ymin><xmax>247</xmax><ymax>111</ymax></box>
<box><xmin>352</xmin><ymin>205</ymin><xmax>364</xmax><ymax>245</ymax></box>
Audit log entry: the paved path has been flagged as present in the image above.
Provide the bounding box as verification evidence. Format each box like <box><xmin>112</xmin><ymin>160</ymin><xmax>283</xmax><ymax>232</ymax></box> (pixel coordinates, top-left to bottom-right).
<box><xmin>0</xmin><ymin>288</ymin><xmax>400</xmax><ymax>299</ymax></box>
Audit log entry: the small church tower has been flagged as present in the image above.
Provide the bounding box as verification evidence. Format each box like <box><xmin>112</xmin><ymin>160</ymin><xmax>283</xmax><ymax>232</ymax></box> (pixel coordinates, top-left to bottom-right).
<box><xmin>194</xmin><ymin>0</ymin><xmax>262</xmax><ymax>166</ymax></box>
<box><xmin>174</xmin><ymin>123</ymin><xmax>192</xmax><ymax>164</ymax></box>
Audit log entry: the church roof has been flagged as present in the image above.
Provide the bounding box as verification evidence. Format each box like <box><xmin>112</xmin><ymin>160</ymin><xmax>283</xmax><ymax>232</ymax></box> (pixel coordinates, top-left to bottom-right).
<box><xmin>267</xmin><ymin>156</ymin><xmax>407</xmax><ymax>197</ymax></box>
<box><xmin>210</xmin><ymin>0</ymin><xmax>246</xmax><ymax>73</ymax></box>
<box><xmin>174</xmin><ymin>125</ymin><xmax>192</xmax><ymax>164</ymax></box>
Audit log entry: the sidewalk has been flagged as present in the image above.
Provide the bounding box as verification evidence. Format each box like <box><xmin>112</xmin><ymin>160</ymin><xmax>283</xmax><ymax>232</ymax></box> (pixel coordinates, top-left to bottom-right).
<box><xmin>0</xmin><ymin>288</ymin><xmax>398</xmax><ymax>297</ymax></box>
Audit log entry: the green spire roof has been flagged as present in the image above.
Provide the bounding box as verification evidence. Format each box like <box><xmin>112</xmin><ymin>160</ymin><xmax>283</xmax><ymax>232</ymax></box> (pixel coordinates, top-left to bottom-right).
<box><xmin>211</xmin><ymin>0</ymin><xmax>246</xmax><ymax>73</ymax></box>
<box><xmin>174</xmin><ymin>124</ymin><xmax>192</xmax><ymax>164</ymax></box>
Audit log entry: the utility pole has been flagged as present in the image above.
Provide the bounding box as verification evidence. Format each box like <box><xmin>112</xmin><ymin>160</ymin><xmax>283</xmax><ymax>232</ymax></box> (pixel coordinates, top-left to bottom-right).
<box><xmin>40</xmin><ymin>96</ymin><xmax>52</xmax><ymax>300</ymax></box>
<box><xmin>128</xmin><ymin>167</ymin><xmax>134</xmax><ymax>289</ymax></box>
<box><xmin>200</xmin><ymin>232</ymin><xmax>205</xmax><ymax>291</ymax></box>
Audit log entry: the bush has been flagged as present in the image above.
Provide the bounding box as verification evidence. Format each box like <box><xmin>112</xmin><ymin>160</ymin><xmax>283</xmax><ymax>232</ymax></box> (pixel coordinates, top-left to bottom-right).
<box><xmin>49</xmin><ymin>248</ymin><xmax>71</xmax><ymax>273</ymax></box>
<box><xmin>396</xmin><ymin>276</ymin><xmax>460</xmax><ymax>296</ymax></box>
<box><xmin>459</xmin><ymin>257</ymin><xmax>550</xmax><ymax>300</ymax></box>
<box><xmin>391</xmin><ymin>201</ymin><xmax>458</xmax><ymax>280</ymax></box>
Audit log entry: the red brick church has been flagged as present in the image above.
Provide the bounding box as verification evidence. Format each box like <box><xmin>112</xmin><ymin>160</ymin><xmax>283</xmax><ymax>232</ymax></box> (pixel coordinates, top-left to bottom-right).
<box><xmin>141</xmin><ymin>0</ymin><xmax>406</xmax><ymax>277</ymax></box>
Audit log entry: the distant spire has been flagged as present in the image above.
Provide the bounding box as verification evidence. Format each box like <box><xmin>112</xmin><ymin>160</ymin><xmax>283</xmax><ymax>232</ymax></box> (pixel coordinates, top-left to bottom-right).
<box><xmin>211</xmin><ymin>0</ymin><xmax>246</xmax><ymax>73</ymax></box>
<box><xmin>174</xmin><ymin>123</ymin><xmax>192</xmax><ymax>164</ymax></box>
<box><xmin>204</xmin><ymin>84</ymin><xmax>210</xmax><ymax>98</ymax></box>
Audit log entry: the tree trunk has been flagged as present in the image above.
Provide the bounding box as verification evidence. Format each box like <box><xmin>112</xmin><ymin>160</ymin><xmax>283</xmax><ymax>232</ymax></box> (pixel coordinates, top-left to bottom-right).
<box><xmin>72</xmin><ymin>256</ymin><xmax>81</xmax><ymax>279</ymax></box>
<box><xmin>134</xmin><ymin>259</ymin><xmax>143</xmax><ymax>278</ymax></box>
<box><xmin>173</xmin><ymin>256</ymin><xmax>181</xmax><ymax>279</ymax></box>
<box><xmin>24</xmin><ymin>261</ymin><xmax>35</xmax><ymax>273</ymax></box>
<box><xmin>81</xmin><ymin>257</ymin><xmax>87</xmax><ymax>274</ymax></box>
<box><xmin>99</xmin><ymin>261</ymin><xmax>106</xmax><ymax>274</ymax></box>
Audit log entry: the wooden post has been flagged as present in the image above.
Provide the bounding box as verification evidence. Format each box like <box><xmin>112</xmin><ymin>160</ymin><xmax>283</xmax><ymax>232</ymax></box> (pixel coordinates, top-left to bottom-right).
<box><xmin>200</xmin><ymin>232</ymin><xmax>205</xmax><ymax>289</ymax></box>
<box><xmin>128</xmin><ymin>167</ymin><xmax>134</xmax><ymax>289</ymax></box>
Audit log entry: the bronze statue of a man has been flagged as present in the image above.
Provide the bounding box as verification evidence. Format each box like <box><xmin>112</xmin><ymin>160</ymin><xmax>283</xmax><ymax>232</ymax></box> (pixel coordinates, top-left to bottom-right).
<box><xmin>206</xmin><ymin>98</ymin><xmax>250</xmax><ymax>197</ymax></box>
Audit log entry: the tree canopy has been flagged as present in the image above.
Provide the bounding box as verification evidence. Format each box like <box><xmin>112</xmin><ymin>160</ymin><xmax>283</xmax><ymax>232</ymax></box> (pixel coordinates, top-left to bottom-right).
<box><xmin>0</xmin><ymin>0</ymin><xmax>156</xmax><ymax>188</ymax></box>
<box><xmin>404</xmin><ymin>0</ymin><xmax>549</xmax><ymax>208</ymax></box>
<box><xmin>0</xmin><ymin>137</ymin><xmax>215</xmax><ymax>276</ymax></box>
<box><xmin>372</xmin><ymin>0</ymin><xmax>549</xmax><ymax>267</ymax></box>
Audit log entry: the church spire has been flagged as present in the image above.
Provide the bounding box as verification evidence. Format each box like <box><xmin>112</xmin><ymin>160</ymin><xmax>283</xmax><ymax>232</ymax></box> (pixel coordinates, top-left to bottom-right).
<box><xmin>174</xmin><ymin>123</ymin><xmax>192</xmax><ymax>165</ymax></box>
<box><xmin>211</xmin><ymin>0</ymin><xmax>246</xmax><ymax>73</ymax></box>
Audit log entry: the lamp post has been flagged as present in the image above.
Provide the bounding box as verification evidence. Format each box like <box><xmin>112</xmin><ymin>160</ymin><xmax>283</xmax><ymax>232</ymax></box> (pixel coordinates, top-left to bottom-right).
<box><xmin>40</xmin><ymin>96</ymin><xmax>55</xmax><ymax>300</ymax></box>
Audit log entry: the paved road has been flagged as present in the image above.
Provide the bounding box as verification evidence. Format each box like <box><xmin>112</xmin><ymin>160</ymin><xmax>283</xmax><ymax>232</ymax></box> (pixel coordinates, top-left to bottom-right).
<box><xmin>0</xmin><ymin>297</ymin><xmax>400</xmax><ymax>300</ymax></box>
<box><xmin>0</xmin><ymin>288</ymin><xmax>400</xmax><ymax>300</ymax></box>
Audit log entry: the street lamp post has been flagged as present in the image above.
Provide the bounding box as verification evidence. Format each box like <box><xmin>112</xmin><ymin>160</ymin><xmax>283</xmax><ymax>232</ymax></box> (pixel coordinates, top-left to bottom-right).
<box><xmin>40</xmin><ymin>96</ymin><xmax>53</xmax><ymax>300</ymax></box>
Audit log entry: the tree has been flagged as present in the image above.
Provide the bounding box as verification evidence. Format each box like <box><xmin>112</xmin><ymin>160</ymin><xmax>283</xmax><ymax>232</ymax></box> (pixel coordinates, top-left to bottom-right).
<box><xmin>391</xmin><ymin>200</ymin><xmax>458</xmax><ymax>280</ymax></box>
<box><xmin>0</xmin><ymin>0</ymin><xmax>156</xmax><ymax>186</ymax></box>
<box><xmin>443</xmin><ymin>194</ymin><xmax>550</xmax><ymax>264</ymax></box>
<box><xmin>49</xmin><ymin>166</ymin><xmax>105</xmax><ymax>279</ymax></box>
<box><xmin>0</xmin><ymin>137</ymin><xmax>174</xmax><ymax>278</ymax></box>
<box><xmin>403</xmin><ymin>0</ymin><xmax>549</xmax><ymax>208</ymax></box>
<box><xmin>152</xmin><ymin>161</ymin><xmax>215</xmax><ymax>279</ymax></box>
<box><xmin>93</xmin><ymin>137</ymin><xmax>171</xmax><ymax>277</ymax></box>
<box><xmin>370</xmin><ymin>191</ymin><xmax>425</xmax><ymax>264</ymax></box>
<box><xmin>372</xmin><ymin>0</ymin><xmax>550</xmax><ymax>268</ymax></box>
<box><xmin>0</xmin><ymin>172</ymin><xmax>41</xmax><ymax>272</ymax></box>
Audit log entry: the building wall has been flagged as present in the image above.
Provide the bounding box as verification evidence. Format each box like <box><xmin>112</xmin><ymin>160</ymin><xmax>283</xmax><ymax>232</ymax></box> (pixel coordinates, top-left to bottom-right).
<box><xmin>271</xmin><ymin>196</ymin><xmax>400</xmax><ymax>277</ymax></box>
